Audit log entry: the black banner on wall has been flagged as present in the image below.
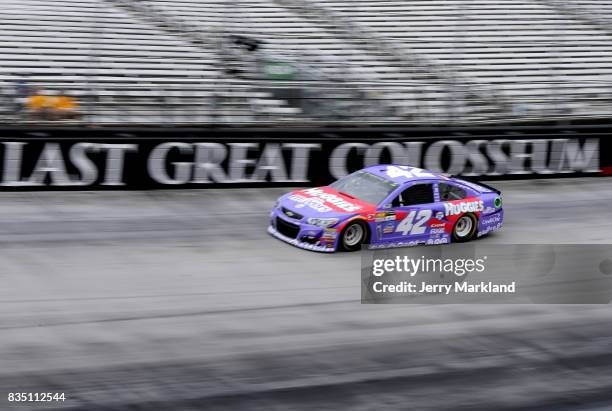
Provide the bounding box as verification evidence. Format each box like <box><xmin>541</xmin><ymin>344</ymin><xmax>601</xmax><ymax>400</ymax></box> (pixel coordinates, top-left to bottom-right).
<box><xmin>0</xmin><ymin>126</ymin><xmax>608</xmax><ymax>189</ymax></box>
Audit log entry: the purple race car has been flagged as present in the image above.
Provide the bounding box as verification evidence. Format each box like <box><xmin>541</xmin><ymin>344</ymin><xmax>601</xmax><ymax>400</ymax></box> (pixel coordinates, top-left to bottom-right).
<box><xmin>268</xmin><ymin>165</ymin><xmax>503</xmax><ymax>252</ymax></box>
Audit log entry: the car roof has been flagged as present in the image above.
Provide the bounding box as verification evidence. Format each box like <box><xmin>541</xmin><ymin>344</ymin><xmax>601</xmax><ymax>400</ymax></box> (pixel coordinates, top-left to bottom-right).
<box><xmin>361</xmin><ymin>164</ymin><xmax>448</xmax><ymax>184</ymax></box>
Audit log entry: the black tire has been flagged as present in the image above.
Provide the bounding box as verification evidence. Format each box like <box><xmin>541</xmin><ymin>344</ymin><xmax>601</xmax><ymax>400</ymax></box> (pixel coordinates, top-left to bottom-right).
<box><xmin>340</xmin><ymin>220</ymin><xmax>369</xmax><ymax>252</ymax></box>
<box><xmin>451</xmin><ymin>213</ymin><xmax>478</xmax><ymax>243</ymax></box>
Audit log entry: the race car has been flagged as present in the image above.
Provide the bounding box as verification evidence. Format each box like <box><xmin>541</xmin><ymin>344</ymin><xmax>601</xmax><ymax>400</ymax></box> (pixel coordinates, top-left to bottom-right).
<box><xmin>268</xmin><ymin>165</ymin><xmax>503</xmax><ymax>252</ymax></box>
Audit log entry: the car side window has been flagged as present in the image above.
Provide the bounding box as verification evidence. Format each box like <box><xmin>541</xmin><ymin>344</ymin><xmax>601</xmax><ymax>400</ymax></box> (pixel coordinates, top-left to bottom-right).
<box><xmin>439</xmin><ymin>183</ymin><xmax>467</xmax><ymax>201</ymax></box>
<box><xmin>391</xmin><ymin>184</ymin><xmax>434</xmax><ymax>207</ymax></box>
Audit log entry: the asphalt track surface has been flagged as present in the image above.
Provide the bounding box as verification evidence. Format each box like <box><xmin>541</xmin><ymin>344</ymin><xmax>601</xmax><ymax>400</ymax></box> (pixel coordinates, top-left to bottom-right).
<box><xmin>1</xmin><ymin>177</ymin><xmax>612</xmax><ymax>410</ymax></box>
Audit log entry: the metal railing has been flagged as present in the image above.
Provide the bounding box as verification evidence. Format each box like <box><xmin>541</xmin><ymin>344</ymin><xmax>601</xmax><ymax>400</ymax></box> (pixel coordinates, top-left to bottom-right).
<box><xmin>3</xmin><ymin>79</ymin><xmax>612</xmax><ymax>127</ymax></box>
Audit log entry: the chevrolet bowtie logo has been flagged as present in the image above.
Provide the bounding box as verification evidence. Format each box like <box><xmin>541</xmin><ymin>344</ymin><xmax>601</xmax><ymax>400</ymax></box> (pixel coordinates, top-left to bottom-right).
<box><xmin>286</xmin><ymin>211</ymin><xmax>295</xmax><ymax>217</ymax></box>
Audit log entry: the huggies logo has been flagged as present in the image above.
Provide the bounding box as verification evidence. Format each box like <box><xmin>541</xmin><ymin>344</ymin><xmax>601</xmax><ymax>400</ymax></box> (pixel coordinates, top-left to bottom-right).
<box><xmin>444</xmin><ymin>200</ymin><xmax>484</xmax><ymax>216</ymax></box>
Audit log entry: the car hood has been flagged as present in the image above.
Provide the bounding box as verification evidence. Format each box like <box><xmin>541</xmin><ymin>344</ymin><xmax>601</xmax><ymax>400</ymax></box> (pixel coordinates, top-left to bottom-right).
<box><xmin>278</xmin><ymin>186</ymin><xmax>377</xmax><ymax>219</ymax></box>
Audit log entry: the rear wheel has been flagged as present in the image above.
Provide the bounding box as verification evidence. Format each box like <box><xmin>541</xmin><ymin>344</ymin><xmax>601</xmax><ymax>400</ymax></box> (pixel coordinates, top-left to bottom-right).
<box><xmin>452</xmin><ymin>213</ymin><xmax>478</xmax><ymax>242</ymax></box>
<box><xmin>340</xmin><ymin>221</ymin><xmax>368</xmax><ymax>251</ymax></box>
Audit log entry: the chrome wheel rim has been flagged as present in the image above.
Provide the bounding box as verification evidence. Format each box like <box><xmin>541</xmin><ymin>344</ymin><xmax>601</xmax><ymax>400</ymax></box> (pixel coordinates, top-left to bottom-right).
<box><xmin>455</xmin><ymin>216</ymin><xmax>473</xmax><ymax>238</ymax></box>
<box><xmin>344</xmin><ymin>224</ymin><xmax>364</xmax><ymax>246</ymax></box>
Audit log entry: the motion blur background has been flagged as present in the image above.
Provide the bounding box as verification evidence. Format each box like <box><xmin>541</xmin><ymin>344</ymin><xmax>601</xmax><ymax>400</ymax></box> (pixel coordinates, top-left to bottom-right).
<box><xmin>2</xmin><ymin>1</ymin><xmax>612</xmax><ymax>410</ymax></box>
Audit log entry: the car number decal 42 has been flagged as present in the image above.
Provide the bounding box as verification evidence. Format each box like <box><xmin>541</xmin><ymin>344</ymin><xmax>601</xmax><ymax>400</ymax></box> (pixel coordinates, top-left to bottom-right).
<box><xmin>395</xmin><ymin>210</ymin><xmax>432</xmax><ymax>235</ymax></box>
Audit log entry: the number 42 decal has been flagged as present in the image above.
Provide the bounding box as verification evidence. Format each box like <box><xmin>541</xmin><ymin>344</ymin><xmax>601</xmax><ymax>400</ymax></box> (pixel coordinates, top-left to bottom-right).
<box><xmin>396</xmin><ymin>210</ymin><xmax>432</xmax><ymax>235</ymax></box>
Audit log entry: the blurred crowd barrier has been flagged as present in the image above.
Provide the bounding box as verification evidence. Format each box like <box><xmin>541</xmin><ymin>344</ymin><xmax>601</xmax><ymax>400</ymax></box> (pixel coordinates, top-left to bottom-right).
<box><xmin>2</xmin><ymin>79</ymin><xmax>612</xmax><ymax>127</ymax></box>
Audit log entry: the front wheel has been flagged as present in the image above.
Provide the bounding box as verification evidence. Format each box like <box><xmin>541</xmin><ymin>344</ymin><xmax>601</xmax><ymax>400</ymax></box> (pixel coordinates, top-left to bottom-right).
<box><xmin>340</xmin><ymin>221</ymin><xmax>368</xmax><ymax>251</ymax></box>
<box><xmin>451</xmin><ymin>213</ymin><xmax>478</xmax><ymax>243</ymax></box>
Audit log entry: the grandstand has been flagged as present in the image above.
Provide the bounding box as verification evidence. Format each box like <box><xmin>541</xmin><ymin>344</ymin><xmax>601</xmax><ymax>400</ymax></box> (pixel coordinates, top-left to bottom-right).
<box><xmin>2</xmin><ymin>0</ymin><xmax>612</xmax><ymax>125</ymax></box>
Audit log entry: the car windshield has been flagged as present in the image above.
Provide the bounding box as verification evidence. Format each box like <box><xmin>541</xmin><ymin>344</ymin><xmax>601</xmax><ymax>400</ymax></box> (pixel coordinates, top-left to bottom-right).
<box><xmin>330</xmin><ymin>171</ymin><xmax>399</xmax><ymax>205</ymax></box>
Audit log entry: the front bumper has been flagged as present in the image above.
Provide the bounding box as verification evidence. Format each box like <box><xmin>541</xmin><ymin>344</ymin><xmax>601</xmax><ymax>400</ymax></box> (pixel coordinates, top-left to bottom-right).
<box><xmin>267</xmin><ymin>225</ymin><xmax>336</xmax><ymax>252</ymax></box>
<box><xmin>268</xmin><ymin>207</ymin><xmax>339</xmax><ymax>252</ymax></box>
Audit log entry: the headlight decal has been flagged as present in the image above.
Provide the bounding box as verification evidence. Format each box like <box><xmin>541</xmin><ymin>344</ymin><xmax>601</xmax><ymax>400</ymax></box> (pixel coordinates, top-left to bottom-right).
<box><xmin>307</xmin><ymin>217</ymin><xmax>340</xmax><ymax>227</ymax></box>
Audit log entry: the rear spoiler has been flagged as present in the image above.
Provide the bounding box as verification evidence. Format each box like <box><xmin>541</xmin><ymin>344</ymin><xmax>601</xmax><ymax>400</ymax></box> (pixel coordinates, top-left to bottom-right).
<box><xmin>452</xmin><ymin>176</ymin><xmax>501</xmax><ymax>195</ymax></box>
